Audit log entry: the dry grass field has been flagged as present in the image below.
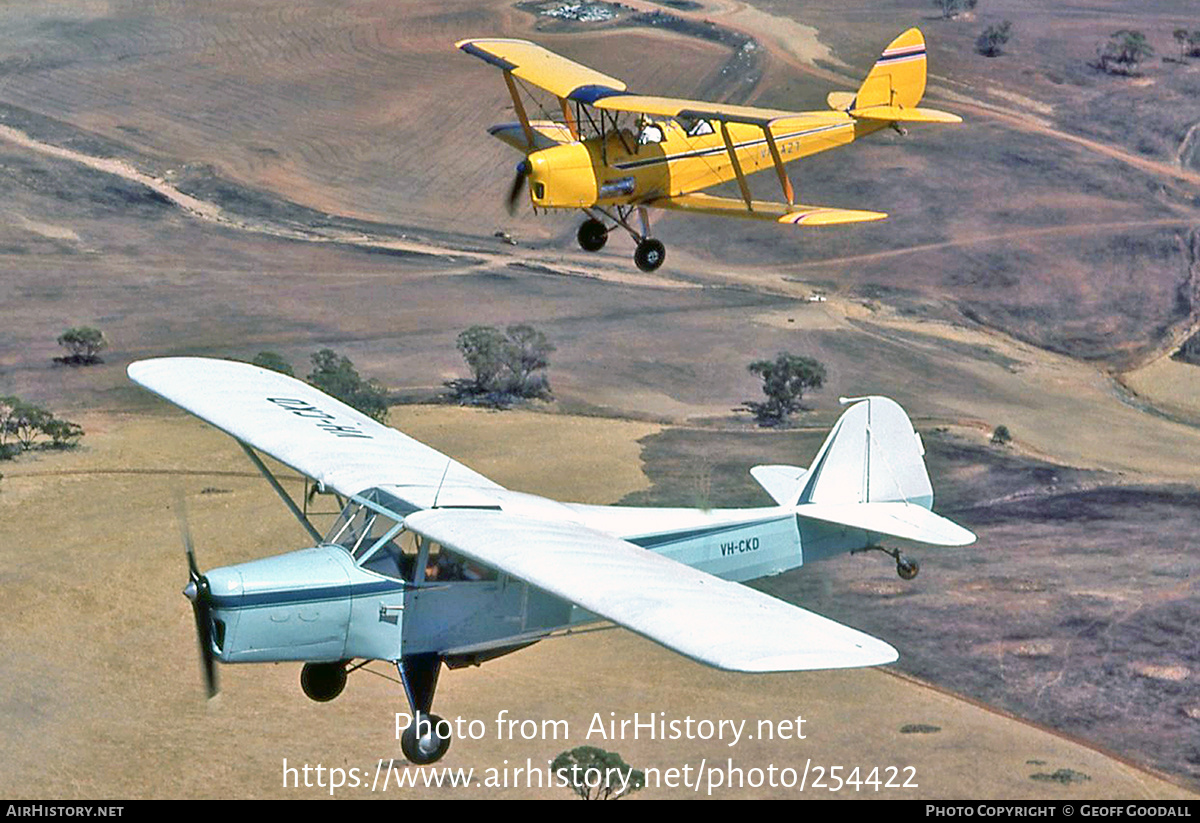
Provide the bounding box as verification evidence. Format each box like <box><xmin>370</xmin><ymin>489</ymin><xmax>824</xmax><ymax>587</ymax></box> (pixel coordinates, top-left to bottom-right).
<box><xmin>0</xmin><ymin>0</ymin><xmax>1199</xmax><ymax>799</ymax></box>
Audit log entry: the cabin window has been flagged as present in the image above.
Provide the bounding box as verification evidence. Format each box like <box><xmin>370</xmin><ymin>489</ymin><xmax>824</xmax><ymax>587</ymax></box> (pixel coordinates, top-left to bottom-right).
<box><xmin>421</xmin><ymin>543</ymin><xmax>499</xmax><ymax>583</ymax></box>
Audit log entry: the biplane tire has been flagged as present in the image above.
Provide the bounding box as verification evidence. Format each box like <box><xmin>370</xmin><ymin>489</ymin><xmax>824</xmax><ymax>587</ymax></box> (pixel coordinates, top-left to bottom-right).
<box><xmin>634</xmin><ymin>238</ymin><xmax>666</xmax><ymax>272</ymax></box>
<box><xmin>577</xmin><ymin>219</ymin><xmax>608</xmax><ymax>252</ymax></box>
<box><xmin>300</xmin><ymin>661</ymin><xmax>348</xmax><ymax>702</ymax></box>
<box><xmin>401</xmin><ymin>712</ymin><xmax>452</xmax><ymax>765</ymax></box>
<box><xmin>897</xmin><ymin>556</ymin><xmax>920</xmax><ymax>581</ymax></box>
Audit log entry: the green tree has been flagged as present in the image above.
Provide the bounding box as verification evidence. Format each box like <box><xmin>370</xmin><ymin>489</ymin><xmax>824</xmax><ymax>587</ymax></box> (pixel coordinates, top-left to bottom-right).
<box><xmin>306</xmin><ymin>349</ymin><xmax>389</xmax><ymax>422</ymax></box>
<box><xmin>42</xmin><ymin>418</ymin><xmax>85</xmax><ymax>447</ymax></box>
<box><xmin>991</xmin><ymin>424</ymin><xmax>1012</xmax><ymax>445</ymax></box>
<box><xmin>56</xmin><ymin>326</ymin><xmax>107</xmax><ymax>365</ymax></box>
<box><xmin>739</xmin><ymin>353</ymin><xmax>826</xmax><ymax>425</ymax></box>
<box><xmin>7</xmin><ymin>400</ymin><xmax>53</xmax><ymax>450</ymax></box>
<box><xmin>448</xmin><ymin>324</ymin><xmax>554</xmax><ymax>406</ymax></box>
<box><xmin>501</xmin><ymin>324</ymin><xmax>555</xmax><ymax>398</ymax></box>
<box><xmin>1096</xmin><ymin>30</ymin><xmax>1154</xmax><ymax>75</ymax></box>
<box><xmin>552</xmin><ymin>747</ymin><xmax>645</xmax><ymax>800</ymax></box>
<box><xmin>976</xmin><ymin>20</ymin><xmax>1012</xmax><ymax>56</ymax></box>
<box><xmin>933</xmin><ymin>0</ymin><xmax>977</xmax><ymax>19</ymax></box>
<box><xmin>251</xmin><ymin>351</ymin><xmax>294</xmax><ymax>377</ymax></box>
<box><xmin>1174</xmin><ymin>28</ymin><xmax>1190</xmax><ymax>59</ymax></box>
<box><xmin>456</xmin><ymin>326</ymin><xmax>512</xmax><ymax>395</ymax></box>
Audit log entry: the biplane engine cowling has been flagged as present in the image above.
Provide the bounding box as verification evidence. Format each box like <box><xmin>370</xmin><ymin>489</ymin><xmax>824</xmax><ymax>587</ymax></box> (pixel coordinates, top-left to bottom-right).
<box><xmin>527</xmin><ymin>143</ymin><xmax>598</xmax><ymax>208</ymax></box>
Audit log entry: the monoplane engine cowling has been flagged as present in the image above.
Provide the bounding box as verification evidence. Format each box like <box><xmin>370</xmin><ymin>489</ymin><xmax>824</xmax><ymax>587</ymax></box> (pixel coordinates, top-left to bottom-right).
<box><xmin>204</xmin><ymin>546</ymin><xmax>355</xmax><ymax>663</ymax></box>
<box><xmin>527</xmin><ymin>143</ymin><xmax>597</xmax><ymax>208</ymax></box>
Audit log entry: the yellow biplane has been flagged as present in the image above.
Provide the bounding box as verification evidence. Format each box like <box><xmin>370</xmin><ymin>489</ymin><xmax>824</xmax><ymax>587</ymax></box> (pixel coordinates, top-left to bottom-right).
<box><xmin>459</xmin><ymin>28</ymin><xmax>960</xmax><ymax>271</ymax></box>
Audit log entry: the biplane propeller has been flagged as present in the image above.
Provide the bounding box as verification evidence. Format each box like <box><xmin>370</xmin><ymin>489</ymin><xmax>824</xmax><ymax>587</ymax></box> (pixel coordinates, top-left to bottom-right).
<box><xmin>130</xmin><ymin>358</ymin><xmax>974</xmax><ymax>765</ymax></box>
<box><xmin>460</xmin><ymin>28</ymin><xmax>960</xmax><ymax>272</ymax></box>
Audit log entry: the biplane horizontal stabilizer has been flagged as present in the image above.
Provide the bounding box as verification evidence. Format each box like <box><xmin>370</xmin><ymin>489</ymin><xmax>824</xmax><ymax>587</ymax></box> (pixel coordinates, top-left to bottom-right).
<box><xmin>850</xmin><ymin>105</ymin><xmax>962</xmax><ymax>124</ymax></box>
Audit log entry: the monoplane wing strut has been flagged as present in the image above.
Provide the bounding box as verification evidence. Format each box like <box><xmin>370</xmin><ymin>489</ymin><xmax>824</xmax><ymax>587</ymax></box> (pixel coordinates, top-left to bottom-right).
<box><xmin>403</xmin><ymin>509</ymin><xmax>898</xmax><ymax>672</ymax></box>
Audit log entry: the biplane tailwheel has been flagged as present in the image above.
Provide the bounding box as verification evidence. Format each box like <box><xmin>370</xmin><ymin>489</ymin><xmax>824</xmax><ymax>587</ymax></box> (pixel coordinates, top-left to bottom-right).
<box><xmin>634</xmin><ymin>238</ymin><xmax>666</xmax><ymax>272</ymax></box>
<box><xmin>401</xmin><ymin>712</ymin><xmax>452</xmax><ymax>765</ymax></box>
<box><xmin>577</xmin><ymin>219</ymin><xmax>608</xmax><ymax>252</ymax></box>
<box><xmin>300</xmin><ymin>661</ymin><xmax>348</xmax><ymax>702</ymax></box>
<box><xmin>897</xmin><ymin>555</ymin><xmax>920</xmax><ymax>580</ymax></box>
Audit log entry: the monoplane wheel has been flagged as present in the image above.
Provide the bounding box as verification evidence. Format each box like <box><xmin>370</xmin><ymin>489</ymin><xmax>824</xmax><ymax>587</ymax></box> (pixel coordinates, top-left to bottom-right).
<box><xmin>401</xmin><ymin>712</ymin><xmax>452</xmax><ymax>765</ymax></box>
<box><xmin>634</xmin><ymin>238</ymin><xmax>666</xmax><ymax>272</ymax></box>
<box><xmin>577</xmin><ymin>219</ymin><xmax>608</xmax><ymax>252</ymax></box>
<box><xmin>300</xmin><ymin>661</ymin><xmax>348</xmax><ymax>702</ymax></box>
<box><xmin>897</xmin><ymin>556</ymin><xmax>920</xmax><ymax>580</ymax></box>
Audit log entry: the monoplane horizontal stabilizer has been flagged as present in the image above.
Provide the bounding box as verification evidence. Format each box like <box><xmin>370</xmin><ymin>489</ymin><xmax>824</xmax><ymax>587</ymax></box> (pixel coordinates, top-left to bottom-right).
<box><xmin>798</xmin><ymin>501</ymin><xmax>976</xmax><ymax>546</ymax></box>
<box><xmin>404</xmin><ymin>509</ymin><xmax>898</xmax><ymax>672</ymax></box>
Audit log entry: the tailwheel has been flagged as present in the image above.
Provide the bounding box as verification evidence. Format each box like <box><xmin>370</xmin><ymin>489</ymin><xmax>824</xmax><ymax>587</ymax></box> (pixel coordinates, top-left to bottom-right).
<box><xmin>897</xmin><ymin>556</ymin><xmax>920</xmax><ymax>580</ymax></box>
<box><xmin>577</xmin><ymin>218</ymin><xmax>608</xmax><ymax>252</ymax></box>
<box><xmin>634</xmin><ymin>238</ymin><xmax>666</xmax><ymax>272</ymax></box>
<box><xmin>401</xmin><ymin>712</ymin><xmax>451</xmax><ymax>765</ymax></box>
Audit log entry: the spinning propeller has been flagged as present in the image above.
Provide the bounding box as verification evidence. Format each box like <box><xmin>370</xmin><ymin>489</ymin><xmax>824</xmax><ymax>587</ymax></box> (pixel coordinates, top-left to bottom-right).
<box><xmin>178</xmin><ymin>497</ymin><xmax>219</xmax><ymax>698</ymax></box>
<box><xmin>506</xmin><ymin>159</ymin><xmax>532</xmax><ymax>214</ymax></box>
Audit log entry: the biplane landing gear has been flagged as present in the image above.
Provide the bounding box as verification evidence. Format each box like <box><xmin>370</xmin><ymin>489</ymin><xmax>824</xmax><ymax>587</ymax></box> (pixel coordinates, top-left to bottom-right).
<box><xmin>634</xmin><ymin>238</ymin><xmax>666</xmax><ymax>272</ymax></box>
<box><xmin>577</xmin><ymin>218</ymin><xmax>608</xmax><ymax>252</ymax></box>
<box><xmin>854</xmin><ymin>545</ymin><xmax>920</xmax><ymax>580</ymax></box>
<box><xmin>583</xmin><ymin>206</ymin><xmax>666</xmax><ymax>272</ymax></box>
<box><xmin>396</xmin><ymin>653</ymin><xmax>451</xmax><ymax>765</ymax></box>
<box><xmin>300</xmin><ymin>661</ymin><xmax>348</xmax><ymax>702</ymax></box>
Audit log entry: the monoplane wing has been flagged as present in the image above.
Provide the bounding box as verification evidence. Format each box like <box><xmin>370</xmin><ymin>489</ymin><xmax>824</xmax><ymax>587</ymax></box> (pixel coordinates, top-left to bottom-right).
<box><xmin>127</xmin><ymin>358</ymin><xmax>503</xmax><ymax>501</ymax></box>
<box><xmin>457</xmin><ymin>38</ymin><xmax>627</xmax><ymax>100</ymax></box>
<box><xmin>403</xmin><ymin>508</ymin><xmax>898</xmax><ymax>672</ymax></box>
<box><xmin>651</xmin><ymin>192</ymin><xmax>887</xmax><ymax>226</ymax></box>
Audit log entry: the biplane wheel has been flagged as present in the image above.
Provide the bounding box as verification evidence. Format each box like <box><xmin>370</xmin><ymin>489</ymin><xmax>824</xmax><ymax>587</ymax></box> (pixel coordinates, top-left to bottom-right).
<box><xmin>897</xmin><ymin>556</ymin><xmax>920</xmax><ymax>581</ymax></box>
<box><xmin>401</xmin><ymin>712</ymin><xmax>452</xmax><ymax>765</ymax></box>
<box><xmin>634</xmin><ymin>238</ymin><xmax>666</xmax><ymax>272</ymax></box>
<box><xmin>300</xmin><ymin>661</ymin><xmax>348</xmax><ymax>702</ymax></box>
<box><xmin>577</xmin><ymin>219</ymin><xmax>608</xmax><ymax>252</ymax></box>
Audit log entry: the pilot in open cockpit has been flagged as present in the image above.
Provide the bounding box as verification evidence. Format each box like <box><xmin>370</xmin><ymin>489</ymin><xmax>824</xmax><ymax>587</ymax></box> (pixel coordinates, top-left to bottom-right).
<box><xmin>636</xmin><ymin>115</ymin><xmax>665</xmax><ymax>148</ymax></box>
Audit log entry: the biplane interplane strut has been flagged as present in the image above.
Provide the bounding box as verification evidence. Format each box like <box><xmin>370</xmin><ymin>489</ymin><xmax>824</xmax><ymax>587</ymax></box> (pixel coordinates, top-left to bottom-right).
<box><xmin>459</xmin><ymin>28</ymin><xmax>960</xmax><ymax>272</ymax></box>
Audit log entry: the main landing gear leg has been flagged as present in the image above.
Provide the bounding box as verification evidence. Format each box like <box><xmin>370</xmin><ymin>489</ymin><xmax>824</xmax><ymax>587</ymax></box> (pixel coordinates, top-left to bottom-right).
<box><xmin>581</xmin><ymin>206</ymin><xmax>666</xmax><ymax>272</ymax></box>
<box><xmin>853</xmin><ymin>545</ymin><xmax>921</xmax><ymax>580</ymax></box>
<box><xmin>396</xmin><ymin>653</ymin><xmax>451</xmax><ymax>764</ymax></box>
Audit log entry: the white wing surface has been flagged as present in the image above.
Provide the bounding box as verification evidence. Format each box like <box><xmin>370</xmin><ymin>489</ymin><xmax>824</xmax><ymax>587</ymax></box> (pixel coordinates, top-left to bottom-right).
<box><xmin>127</xmin><ymin>357</ymin><xmax>503</xmax><ymax>500</ymax></box>
<box><xmin>404</xmin><ymin>509</ymin><xmax>898</xmax><ymax>672</ymax></box>
<box><xmin>798</xmin><ymin>501</ymin><xmax>976</xmax><ymax>546</ymax></box>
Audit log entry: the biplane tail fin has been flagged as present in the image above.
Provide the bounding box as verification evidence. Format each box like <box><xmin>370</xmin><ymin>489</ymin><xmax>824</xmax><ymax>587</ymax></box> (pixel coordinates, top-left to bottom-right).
<box><xmin>827</xmin><ymin>29</ymin><xmax>961</xmax><ymax>124</ymax></box>
<box><xmin>752</xmin><ymin>396</ymin><xmax>975</xmax><ymax>546</ymax></box>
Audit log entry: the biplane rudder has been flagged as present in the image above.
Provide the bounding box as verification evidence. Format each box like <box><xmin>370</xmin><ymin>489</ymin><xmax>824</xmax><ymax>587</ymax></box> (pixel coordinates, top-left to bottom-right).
<box><xmin>829</xmin><ymin>28</ymin><xmax>928</xmax><ymax>113</ymax></box>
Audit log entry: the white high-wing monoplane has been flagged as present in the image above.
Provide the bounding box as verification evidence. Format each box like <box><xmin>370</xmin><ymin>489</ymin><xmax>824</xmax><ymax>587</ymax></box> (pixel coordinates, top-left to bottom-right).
<box><xmin>129</xmin><ymin>357</ymin><xmax>974</xmax><ymax>764</ymax></box>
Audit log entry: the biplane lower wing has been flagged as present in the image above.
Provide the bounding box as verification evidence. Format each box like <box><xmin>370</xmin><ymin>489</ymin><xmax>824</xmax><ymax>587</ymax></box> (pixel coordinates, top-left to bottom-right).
<box><xmin>488</xmin><ymin>121</ymin><xmax>575</xmax><ymax>151</ymax></box>
<box><xmin>651</xmin><ymin>192</ymin><xmax>887</xmax><ymax>226</ymax></box>
<box><xmin>127</xmin><ymin>358</ymin><xmax>503</xmax><ymax>502</ymax></box>
<box><xmin>403</xmin><ymin>508</ymin><xmax>898</xmax><ymax>672</ymax></box>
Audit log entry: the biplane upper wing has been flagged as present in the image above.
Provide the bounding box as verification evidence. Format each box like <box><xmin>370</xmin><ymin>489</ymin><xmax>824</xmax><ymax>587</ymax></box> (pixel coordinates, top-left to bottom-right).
<box><xmin>652</xmin><ymin>192</ymin><xmax>887</xmax><ymax>226</ymax></box>
<box><xmin>127</xmin><ymin>358</ymin><xmax>504</xmax><ymax>501</ymax></box>
<box><xmin>404</xmin><ymin>508</ymin><xmax>898</xmax><ymax>672</ymax></box>
<box><xmin>456</xmin><ymin>38</ymin><xmax>627</xmax><ymax>100</ymax></box>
